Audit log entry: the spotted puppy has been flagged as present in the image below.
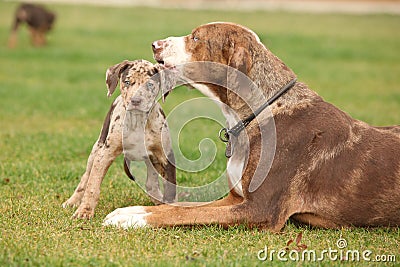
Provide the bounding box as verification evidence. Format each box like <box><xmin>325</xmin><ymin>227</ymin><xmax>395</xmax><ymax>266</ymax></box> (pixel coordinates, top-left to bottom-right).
<box><xmin>63</xmin><ymin>60</ymin><xmax>176</xmax><ymax>219</ymax></box>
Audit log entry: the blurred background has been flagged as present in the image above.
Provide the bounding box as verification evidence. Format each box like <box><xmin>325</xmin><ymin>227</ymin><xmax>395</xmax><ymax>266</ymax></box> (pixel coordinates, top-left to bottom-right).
<box><xmin>15</xmin><ymin>0</ymin><xmax>400</xmax><ymax>13</ymax></box>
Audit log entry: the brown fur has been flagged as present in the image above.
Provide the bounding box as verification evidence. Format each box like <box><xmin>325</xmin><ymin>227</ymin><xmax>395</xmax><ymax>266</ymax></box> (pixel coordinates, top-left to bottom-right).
<box><xmin>105</xmin><ymin>22</ymin><xmax>400</xmax><ymax>231</ymax></box>
<box><xmin>8</xmin><ymin>3</ymin><xmax>56</xmax><ymax>48</ymax></box>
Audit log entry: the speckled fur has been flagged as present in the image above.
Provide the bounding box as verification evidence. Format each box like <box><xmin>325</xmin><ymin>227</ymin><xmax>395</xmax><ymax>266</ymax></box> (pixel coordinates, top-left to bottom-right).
<box><xmin>63</xmin><ymin>60</ymin><xmax>176</xmax><ymax>219</ymax></box>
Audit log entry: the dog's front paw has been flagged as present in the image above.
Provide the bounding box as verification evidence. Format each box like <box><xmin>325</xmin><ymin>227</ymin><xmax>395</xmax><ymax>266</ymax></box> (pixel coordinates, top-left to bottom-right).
<box><xmin>73</xmin><ymin>205</ymin><xmax>95</xmax><ymax>219</ymax></box>
<box><xmin>102</xmin><ymin>206</ymin><xmax>151</xmax><ymax>229</ymax></box>
<box><xmin>62</xmin><ymin>193</ymin><xmax>84</xmax><ymax>208</ymax></box>
<box><xmin>62</xmin><ymin>198</ymin><xmax>80</xmax><ymax>209</ymax></box>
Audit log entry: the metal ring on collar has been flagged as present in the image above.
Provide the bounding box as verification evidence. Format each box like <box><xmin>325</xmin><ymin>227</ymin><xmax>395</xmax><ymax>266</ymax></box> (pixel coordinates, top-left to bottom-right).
<box><xmin>218</xmin><ymin>127</ymin><xmax>229</xmax><ymax>143</ymax></box>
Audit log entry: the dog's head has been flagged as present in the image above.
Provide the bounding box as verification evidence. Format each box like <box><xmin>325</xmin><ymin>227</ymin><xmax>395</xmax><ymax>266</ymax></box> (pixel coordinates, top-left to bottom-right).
<box><xmin>151</xmin><ymin>22</ymin><xmax>267</xmax><ymax>110</ymax></box>
<box><xmin>105</xmin><ymin>59</ymin><xmax>175</xmax><ymax>112</ymax></box>
<box><xmin>152</xmin><ymin>22</ymin><xmax>296</xmax><ymax>112</ymax></box>
<box><xmin>152</xmin><ymin>22</ymin><xmax>256</xmax><ymax>71</ymax></box>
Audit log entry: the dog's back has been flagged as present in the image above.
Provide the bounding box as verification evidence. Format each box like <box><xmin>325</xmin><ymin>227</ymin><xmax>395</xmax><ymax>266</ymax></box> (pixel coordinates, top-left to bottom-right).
<box><xmin>282</xmin><ymin>100</ymin><xmax>400</xmax><ymax>228</ymax></box>
<box><xmin>375</xmin><ymin>125</ymin><xmax>400</xmax><ymax>135</ymax></box>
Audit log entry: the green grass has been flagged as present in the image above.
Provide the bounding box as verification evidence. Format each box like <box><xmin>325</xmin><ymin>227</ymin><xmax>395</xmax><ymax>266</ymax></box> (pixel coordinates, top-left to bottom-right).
<box><xmin>1</xmin><ymin>2</ymin><xmax>399</xmax><ymax>266</ymax></box>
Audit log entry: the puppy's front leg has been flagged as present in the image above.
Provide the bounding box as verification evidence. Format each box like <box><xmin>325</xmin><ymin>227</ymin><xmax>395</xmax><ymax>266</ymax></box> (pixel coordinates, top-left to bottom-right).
<box><xmin>161</xmin><ymin>152</ymin><xmax>176</xmax><ymax>203</ymax></box>
<box><xmin>73</xmin><ymin>143</ymin><xmax>122</xmax><ymax>219</ymax></box>
<box><xmin>72</xmin><ymin>97</ymin><xmax>124</xmax><ymax>219</ymax></box>
<box><xmin>144</xmin><ymin>159</ymin><xmax>163</xmax><ymax>205</ymax></box>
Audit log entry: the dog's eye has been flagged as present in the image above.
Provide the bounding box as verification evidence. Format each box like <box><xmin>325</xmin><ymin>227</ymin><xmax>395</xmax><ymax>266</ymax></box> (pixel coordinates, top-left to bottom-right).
<box><xmin>193</xmin><ymin>36</ymin><xmax>199</xmax><ymax>42</ymax></box>
<box><xmin>124</xmin><ymin>80</ymin><xmax>131</xmax><ymax>86</ymax></box>
<box><xmin>147</xmin><ymin>82</ymin><xmax>155</xmax><ymax>91</ymax></box>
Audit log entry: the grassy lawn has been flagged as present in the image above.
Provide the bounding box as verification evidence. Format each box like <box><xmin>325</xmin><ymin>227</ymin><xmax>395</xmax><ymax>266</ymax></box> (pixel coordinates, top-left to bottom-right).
<box><xmin>1</xmin><ymin>2</ymin><xmax>399</xmax><ymax>266</ymax></box>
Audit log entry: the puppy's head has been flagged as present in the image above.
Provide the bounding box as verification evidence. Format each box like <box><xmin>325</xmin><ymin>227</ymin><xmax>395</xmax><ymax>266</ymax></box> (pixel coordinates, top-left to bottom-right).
<box><xmin>105</xmin><ymin>59</ymin><xmax>176</xmax><ymax>112</ymax></box>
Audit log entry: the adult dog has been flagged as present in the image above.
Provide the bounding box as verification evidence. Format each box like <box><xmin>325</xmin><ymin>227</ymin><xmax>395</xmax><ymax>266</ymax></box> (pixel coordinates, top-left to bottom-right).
<box><xmin>63</xmin><ymin>60</ymin><xmax>176</xmax><ymax>219</ymax></box>
<box><xmin>8</xmin><ymin>3</ymin><xmax>56</xmax><ymax>48</ymax></box>
<box><xmin>103</xmin><ymin>22</ymin><xmax>400</xmax><ymax>231</ymax></box>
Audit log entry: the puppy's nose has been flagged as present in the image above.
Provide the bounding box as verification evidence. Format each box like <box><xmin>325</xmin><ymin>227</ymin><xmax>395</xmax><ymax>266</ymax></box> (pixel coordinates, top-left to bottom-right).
<box><xmin>130</xmin><ymin>97</ymin><xmax>142</xmax><ymax>106</ymax></box>
<box><xmin>152</xmin><ymin>40</ymin><xmax>163</xmax><ymax>52</ymax></box>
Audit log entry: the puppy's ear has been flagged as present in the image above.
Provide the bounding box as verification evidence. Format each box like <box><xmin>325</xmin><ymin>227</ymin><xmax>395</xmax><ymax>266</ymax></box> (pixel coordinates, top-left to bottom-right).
<box><xmin>227</xmin><ymin>46</ymin><xmax>253</xmax><ymax>109</ymax></box>
<box><xmin>105</xmin><ymin>60</ymin><xmax>130</xmax><ymax>97</ymax></box>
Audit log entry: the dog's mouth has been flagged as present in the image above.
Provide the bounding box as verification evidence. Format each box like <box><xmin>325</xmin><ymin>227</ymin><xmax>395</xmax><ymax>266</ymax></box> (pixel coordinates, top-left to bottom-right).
<box><xmin>154</xmin><ymin>55</ymin><xmax>176</xmax><ymax>69</ymax></box>
<box><xmin>153</xmin><ymin>53</ymin><xmax>165</xmax><ymax>66</ymax></box>
<box><xmin>126</xmin><ymin>105</ymin><xmax>150</xmax><ymax>114</ymax></box>
<box><xmin>158</xmin><ymin>60</ymin><xmax>176</xmax><ymax>70</ymax></box>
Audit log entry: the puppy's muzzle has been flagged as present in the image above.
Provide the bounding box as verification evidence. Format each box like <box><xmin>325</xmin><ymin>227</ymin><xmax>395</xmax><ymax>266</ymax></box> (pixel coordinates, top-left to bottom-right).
<box><xmin>130</xmin><ymin>96</ymin><xmax>142</xmax><ymax>107</ymax></box>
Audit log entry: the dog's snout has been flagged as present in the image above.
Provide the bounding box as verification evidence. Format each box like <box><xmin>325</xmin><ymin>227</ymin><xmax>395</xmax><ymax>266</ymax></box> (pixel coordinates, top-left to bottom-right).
<box><xmin>130</xmin><ymin>97</ymin><xmax>142</xmax><ymax>106</ymax></box>
<box><xmin>152</xmin><ymin>40</ymin><xmax>163</xmax><ymax>52</ymax></box>
<box><xmin>152</xmin><ymin>40</ymin><xmax>166</xmax><ymax>64</ymax></box>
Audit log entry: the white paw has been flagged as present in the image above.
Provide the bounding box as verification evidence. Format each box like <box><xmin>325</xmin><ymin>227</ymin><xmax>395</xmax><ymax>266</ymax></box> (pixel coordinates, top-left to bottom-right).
<box><xmin>102</xmin><ymin>206</ymin><xmax>151</xmax><ymax>229</ymax></box>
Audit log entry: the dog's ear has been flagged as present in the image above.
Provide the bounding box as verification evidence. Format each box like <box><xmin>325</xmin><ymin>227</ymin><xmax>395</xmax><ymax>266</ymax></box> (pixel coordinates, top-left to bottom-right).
<box><xmin>228</xmin><ymin>46</ymin><xmax>252</xmax><ymax>76</ymax></box>
<box><xmin>227</xmin><ymin>46</ymin><xmax>253</xmax><ymax>109</ymax></box>
<box><xmin>105</xmin><ymin>60</ymin><xmax>131</xmax><ymax>97</ymax></box>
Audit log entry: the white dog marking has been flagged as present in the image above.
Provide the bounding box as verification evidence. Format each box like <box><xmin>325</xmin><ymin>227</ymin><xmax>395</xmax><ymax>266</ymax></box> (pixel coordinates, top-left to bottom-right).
<box><xmin>103</xmin><ymin>206</ymin><xmax>151</xmax><ymax>229</ymax></box>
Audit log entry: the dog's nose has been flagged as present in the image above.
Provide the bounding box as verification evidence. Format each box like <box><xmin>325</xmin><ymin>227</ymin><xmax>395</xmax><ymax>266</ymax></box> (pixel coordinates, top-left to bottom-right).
<box><xmin>152</xmin><ymin>40</ymin><xmax>163</xmax><ymax>52</ymax></box>
<box><xmin>130</xmin><ymin>97</ymin><xmax>142</xmax><ymax>106</ymax></box>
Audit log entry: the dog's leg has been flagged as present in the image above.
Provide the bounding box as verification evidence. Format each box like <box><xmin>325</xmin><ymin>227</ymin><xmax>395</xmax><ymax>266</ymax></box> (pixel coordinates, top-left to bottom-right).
<box><xmin>7</xmin><ymin>31</ymin><xmax>17</xmax><ymax>48</ymax></box>
<box><xmin>28</xmin><ymin>27</ymin><xmax>46</xmax><ymax>46</ymax></box>
<box><xmin>29</xmin><ymin>27</ymin><xmax>40</xmax><ymax>47</ymax></box>
<box><xmin>73</xmin><ymin>142</ymin><xmax>122</xmax><ymax>219</ymax></box>
<box><xmin>162</xmin><ymin>155</ymin><xmax>176</xmax><ymax>203</ymax></box>
<box><xmin>8</xmin><ymin>8</ymin><xmax>23</xmax><ymax>48</ymax></box>
<box><xmin>38</xmin><ymin>28</ymin><xmax>47</xmax><ymax>46</ymax></box>
<box><xmin>150</xmin><ymin>151</ymin><xmax>176</xmax><ymax>204</ymax></box>
<box><xmin>172</xmin><ymin>191</ymin><xmax>243</xmax><ymax>207</ymax></box>
<box><xmin>71</xmin><ymin>97</ymin><xmax>124</xmax><ymax>219</ymax></box>
<box><xmin>37</xmin><ymin>30</ymin><xmax>46</xmax><ymax>46</ymax></box>
<box><xmin>62</xmin><ymin>143</ymin><xmax>99</xmax><ymax>208</ymax></box>
<box><xmin>144</xmin><ymin>159</ymin><xmax>163</xmax><ymax>205</ymax></box>
<box><xmin>103</xmin><ymin>199</ymin><xmax>269</xmax><ymax>230</ymax></box>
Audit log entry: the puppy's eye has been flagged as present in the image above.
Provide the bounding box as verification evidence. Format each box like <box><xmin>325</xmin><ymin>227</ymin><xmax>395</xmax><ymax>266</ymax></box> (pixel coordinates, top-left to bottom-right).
<box><xmin>193</xmin><ymin>36</ymin><xmax>199</xmax><ymax>42</ymax></box>
<box><xmin>124</xmin><ymin>80</ymin><xmax>131</xmax><ymax>86</ymax></box>
<box><xmin>147</xmin><ymin>82</ymin><xmax>155</xmax><ymax>91</ymax></box>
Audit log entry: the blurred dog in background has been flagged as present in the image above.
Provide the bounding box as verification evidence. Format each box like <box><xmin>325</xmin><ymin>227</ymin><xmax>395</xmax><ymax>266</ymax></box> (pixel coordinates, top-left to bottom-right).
<box><xmin>8</xmin><ymin>3</ymin><xmax>56</xmax><ymax>48</ymax></box>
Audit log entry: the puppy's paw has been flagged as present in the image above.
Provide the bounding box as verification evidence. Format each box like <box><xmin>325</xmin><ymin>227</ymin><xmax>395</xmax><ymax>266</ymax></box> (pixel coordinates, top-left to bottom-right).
<box><xmin>103</xmin><ymin>206</ymin><xmax>151</xmax><ymax>229</ymax></box>
<box><xmin>62</xmin><ymin>193</ymin><xmax>83</xmax><ymax>208</ymax></box>
<box><xmin>72</xmin><ymin>205</ymin><xmax>95</xmax><ymax>219</ymax></box>
<box><xmin>62</xmin><ymin>199</ymin><xmax>80</xmax><ymax>209</ymax></box>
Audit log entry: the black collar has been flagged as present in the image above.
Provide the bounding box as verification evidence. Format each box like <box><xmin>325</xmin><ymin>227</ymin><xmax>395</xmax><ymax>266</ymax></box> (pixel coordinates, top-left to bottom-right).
<box><xmin>219</xmin><ymin>78</ymin><xmax>297</xmax><ymax>143</ymax></box>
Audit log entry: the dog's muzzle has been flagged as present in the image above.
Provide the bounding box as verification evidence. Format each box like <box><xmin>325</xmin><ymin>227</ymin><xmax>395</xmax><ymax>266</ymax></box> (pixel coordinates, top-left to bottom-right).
<box><xmin>152</xmin><ymin>40</ymin><xmax>165</xmax><ymax>64</ymax></box>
